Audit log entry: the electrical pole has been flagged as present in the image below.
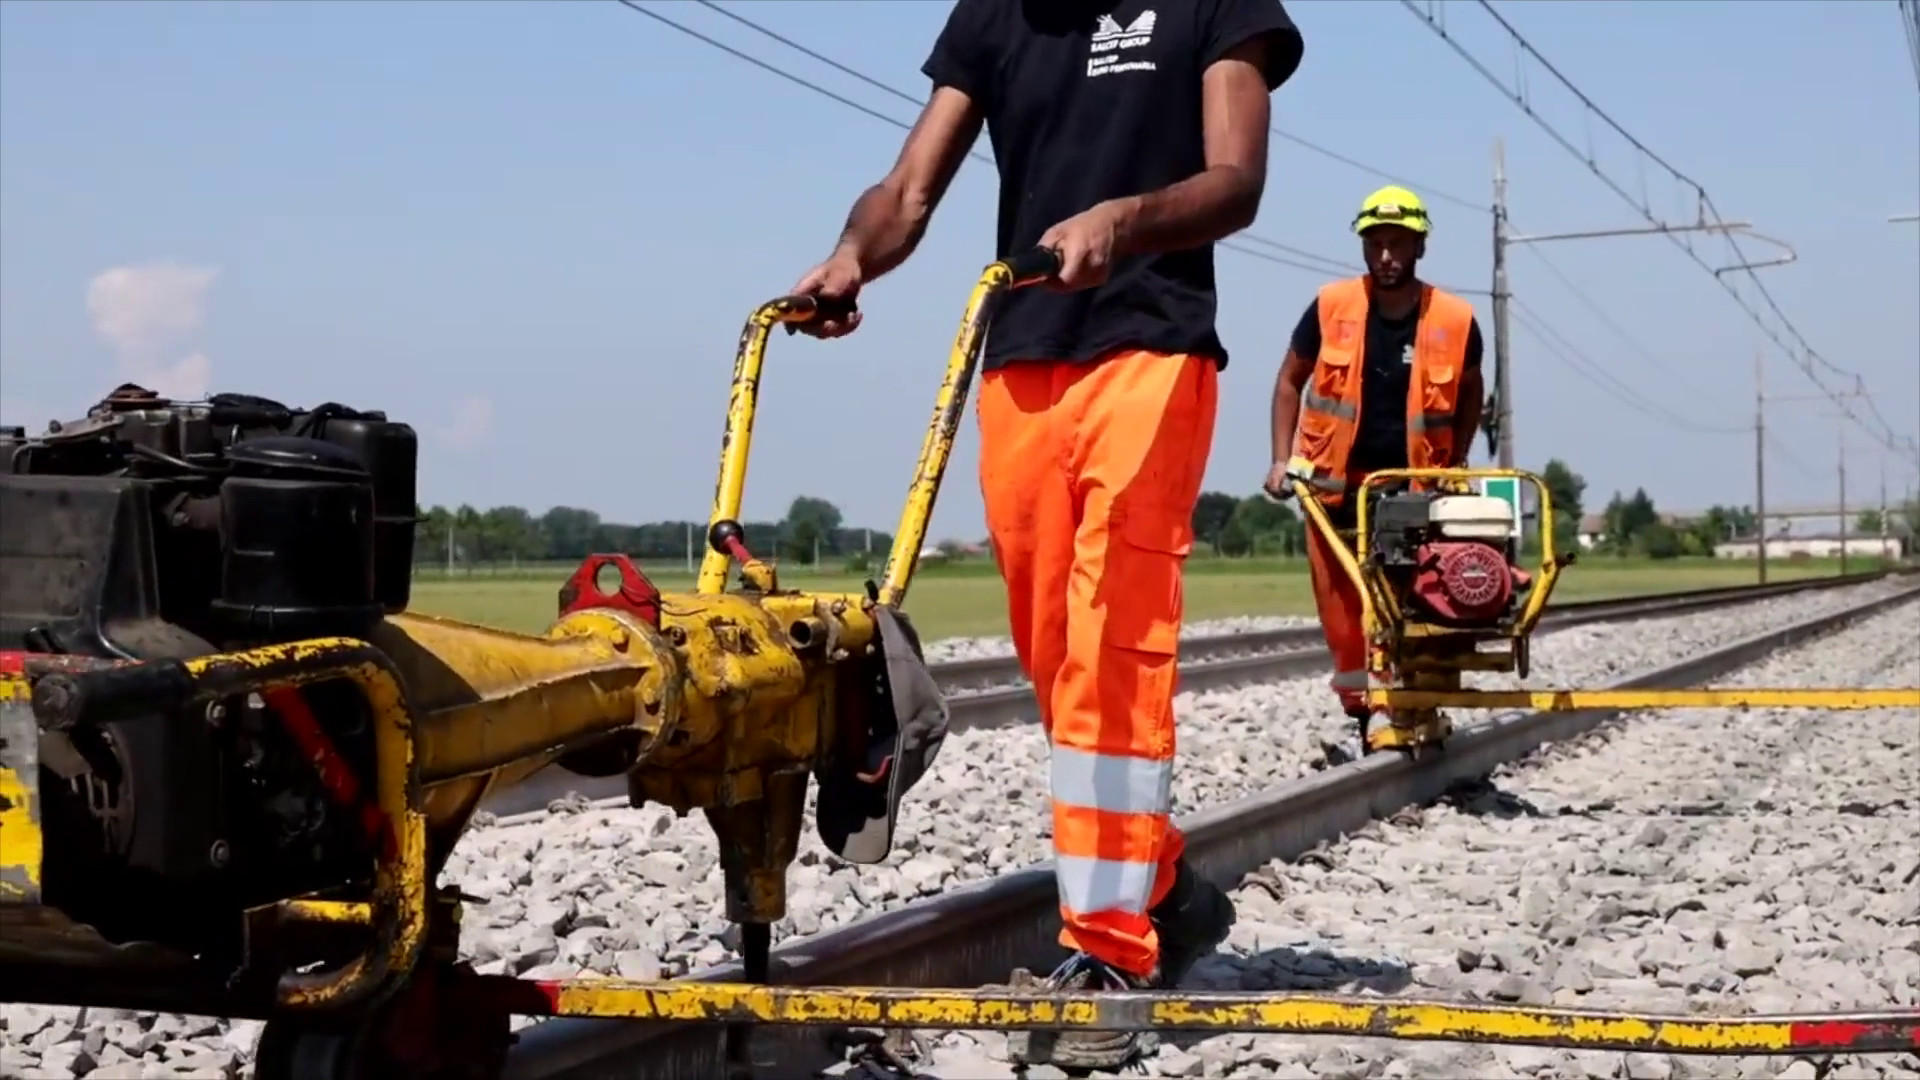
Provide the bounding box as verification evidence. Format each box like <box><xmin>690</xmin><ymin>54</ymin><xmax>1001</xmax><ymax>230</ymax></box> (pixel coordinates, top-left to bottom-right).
<box><xmin>1879</xmin><ymin>457</ymin><xmax>1889</xmax><ymax>564</ymax></box>
<box><xmin>1488</xmin><ymin>137</ymin><xmax>1782</xmax><ymax>497</ymax></box>
<box><xmin>1490</xmin><ymin>138</ymin><xmax>1514</xmax><ymax>470</ymax></box>
<box><xmin>1754</xmin><ymin>350</ymin><xmax>1768</xmax><ymax>583</ymax></box>
<box><xmin>1838</xmin><ymin>422</ymin><xmax>1848</xmax><ymax>577</ymax></box>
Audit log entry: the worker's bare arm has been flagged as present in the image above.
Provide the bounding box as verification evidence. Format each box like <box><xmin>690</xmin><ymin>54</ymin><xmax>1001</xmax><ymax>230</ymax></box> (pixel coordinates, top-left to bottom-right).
<box><xmin>1108</xmin><ymin>38</ymin><xmax>1274</xmax><ymax>258</ymax></box>
<box><xmin>1270</xmin><ymin>347</ymin><xmax>1313</xmax><ymax>463</ymax></box>
<box><xmin>1454</xmin><ymin>366</ymin><xmax>1485</xmax><ymax>466</ymax></box>
<box><xmin>833</xmin><ymin>87</ymin><xmax>984</xmax><ymax>280</ymax></box>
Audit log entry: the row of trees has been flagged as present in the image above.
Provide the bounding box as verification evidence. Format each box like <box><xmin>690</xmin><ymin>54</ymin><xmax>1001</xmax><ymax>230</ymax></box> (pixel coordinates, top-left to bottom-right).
<box><xmin>412</xmin><ymin>460</ymin><xmax>1918</xmax><ymax>571</ymax></box>
<box><xmin>412</xmin><ymin>497</ymin><xmax>894</xmax><ymax>569</ymax></box>
<box><xmin>1548</xmin><ymin>457</ymin><xmax>1917</xmax><ymax>559</ymax></box>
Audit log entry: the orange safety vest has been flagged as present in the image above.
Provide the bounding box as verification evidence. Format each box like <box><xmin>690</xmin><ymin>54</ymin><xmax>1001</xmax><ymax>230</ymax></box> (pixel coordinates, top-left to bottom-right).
<box><xmin>1291</xmin><ymin>276</ymin><xmax>1475</xmax><ymax>505</ymax></box>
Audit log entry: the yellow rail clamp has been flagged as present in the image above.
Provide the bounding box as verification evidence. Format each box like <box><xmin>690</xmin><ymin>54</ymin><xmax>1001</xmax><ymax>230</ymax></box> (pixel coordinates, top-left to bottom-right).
<box><xmin>1372</xmin><ymin>688</ymin><xmax>1920</xmax><ymax>711</ymax></box>
<box><xmin>510</xmin><ymin>979</ymin><xmax>1920</xmax><ymax>1056</ymax></box>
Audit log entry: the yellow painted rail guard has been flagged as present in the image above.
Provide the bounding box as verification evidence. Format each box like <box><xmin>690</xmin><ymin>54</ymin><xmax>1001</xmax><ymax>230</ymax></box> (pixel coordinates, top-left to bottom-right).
<box><xmin>480</xmin><ymin>978</ymin><xmax>1920</xmax><ymax>1056</ymax></box>
<box><xmin>1373</xmin><ymin>688</ymin><xmax>1920</xmax><ymax>711</ymax></box>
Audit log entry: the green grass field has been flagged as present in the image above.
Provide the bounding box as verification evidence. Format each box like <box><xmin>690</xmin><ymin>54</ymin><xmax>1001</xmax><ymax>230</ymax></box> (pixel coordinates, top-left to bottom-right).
<box><xmin>405</xmin><ymin>555</ymin><xmax>1879</xmax><ymax>642</ymax></box>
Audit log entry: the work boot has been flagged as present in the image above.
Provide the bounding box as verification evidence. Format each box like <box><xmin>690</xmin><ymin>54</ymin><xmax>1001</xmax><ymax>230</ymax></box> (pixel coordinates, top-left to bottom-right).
<box><xmin>1005</xmin><ymin>951</ymin><xmax>1155</xmax><ymax>1073</ymax></box>
<box><xmin>1149</xmin><ymin>858</ymin><xmax>1237</xmax><ymax>989</ymax></box>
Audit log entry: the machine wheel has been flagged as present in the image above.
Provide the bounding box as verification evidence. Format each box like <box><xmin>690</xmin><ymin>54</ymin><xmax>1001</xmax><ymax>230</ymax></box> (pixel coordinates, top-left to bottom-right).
<box><xmin>253</xmin><ymin>976</ymin><xmax>512</xmax><ymax>1080</ymax></box>
<box><xmin>253</xmin><ymin>1020</ymin><xmax>381</xmax><ymax>1080</ymax></box>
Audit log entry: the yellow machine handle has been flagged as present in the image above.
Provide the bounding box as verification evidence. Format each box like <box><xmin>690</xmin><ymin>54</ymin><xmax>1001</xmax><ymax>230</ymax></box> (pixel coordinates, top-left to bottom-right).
<box><xmin>698</xmin><ymin>293</ymin><xmax>861</xmax><ymax>595</ymax></box>
<box><xmin>875</xmin><ymin>247</ymin><xmax>1063</xmax><ymax>608</ymax></box>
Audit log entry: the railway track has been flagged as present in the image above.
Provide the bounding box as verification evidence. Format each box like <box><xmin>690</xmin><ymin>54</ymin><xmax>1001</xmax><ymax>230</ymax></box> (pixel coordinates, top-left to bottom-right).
<box><xmin>491</xmin><ymin>574</ymin><xmax>1920</xmax><ymax>1080</ymax></box>
<box><xmin>3</xmin><ymin>573</ymin><xmax>1911</xmax><ymax>1079</ymax></box>
<box><xmin>479</xmin><ymin>570</ymin><xmax>1911</xmax><ymax>818</ymax></box>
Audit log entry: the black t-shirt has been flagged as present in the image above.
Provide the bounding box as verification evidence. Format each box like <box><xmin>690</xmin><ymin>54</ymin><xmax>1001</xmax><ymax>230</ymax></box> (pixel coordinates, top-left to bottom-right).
<box><xmin>1289</xmin><ymin>295</ymin><xmax>1484</xmax><ymax>475</ymax></box>
<box><xmin>922</xmin><ymin>0</ymin><xmax>1303</xmax><ymax>372</ymax></box>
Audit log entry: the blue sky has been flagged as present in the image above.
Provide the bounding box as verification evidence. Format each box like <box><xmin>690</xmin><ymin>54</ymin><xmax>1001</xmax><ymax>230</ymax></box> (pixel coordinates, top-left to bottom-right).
<box><xmin>3</xmin><ymin>0</ymin><xmax>1916</xmax><ymax>540</ymax></box>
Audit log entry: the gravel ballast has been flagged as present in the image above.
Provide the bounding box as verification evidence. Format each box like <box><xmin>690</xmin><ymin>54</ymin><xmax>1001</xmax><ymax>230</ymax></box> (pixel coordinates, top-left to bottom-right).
<box><xmin>1</xmin><ymin>578</ymin><xmax>1910</xmax><ymax>1078</ymax></box>
<box><xmin>908</xmin><ymin>597</ymin><xmax>1920</xmax><ymax>1079</ymax></box>
<box><xmin>918</xmin><ymin>613</ymin><xmax>1315</xmax><ymax>666</ymax></box>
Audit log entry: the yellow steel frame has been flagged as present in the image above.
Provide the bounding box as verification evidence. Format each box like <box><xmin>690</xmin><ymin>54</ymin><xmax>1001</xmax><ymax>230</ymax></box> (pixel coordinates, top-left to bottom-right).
<box><xmin>876</xmin><ymin>254</ymin><xmax>1052</xmax><ymax>608</ymax></box>
<box><xmin>694</xmin><ymin>255</ymin><xmax>1040</xmax><ymax>608</ymax></box>
<box><xmin>1293</xmin><ymin>467</ymin><xmax>1918</xmax><ymax>736</ymax></box>
<box><xmin>1294</xmin><ymin>466</ymin><xmax>1564</xmax><ymax>647</ymax></box>
<box><xmin>698</xmin><ymin>295</ymin><xmax>842</xmax><ymax>597</ymax></box>
<box><xmin>164</xmin><ymin>642</ymin><xmax>422</xmax><ymax>1010</ymax></box>
<box><xmin>1293</xmin><ymin>466</ymin><xmax>1565</xmax><ymax>751</ymax></box>
<box><xmin>519</xmin><ymin>979</ymin><xmax>1919</xmax><ymax>1056</ymax></box>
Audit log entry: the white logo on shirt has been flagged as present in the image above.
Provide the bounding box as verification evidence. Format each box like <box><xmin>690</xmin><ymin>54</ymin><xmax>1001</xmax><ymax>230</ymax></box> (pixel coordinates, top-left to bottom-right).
<box><xmin>1087</xmin><ymin>10</ymin><xmax>1157</xmax><ymax>78</ymax></box>
<box><xmin>1400</xmin><ymin>343</ymin><xmax>1414</xmax><ymax>366</ymax></box>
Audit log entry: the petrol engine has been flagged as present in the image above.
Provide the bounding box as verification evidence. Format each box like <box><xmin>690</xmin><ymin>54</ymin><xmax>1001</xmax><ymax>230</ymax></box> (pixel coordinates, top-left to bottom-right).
<box><xmin>1366</xmin><ymin>490</ymin><xmax>1533</xmax><ymax>626</ymax></box>
<box><xmin>0</xmin><ymin>383</ymin><xmax>417</xmax><ymax>960</ymax></box>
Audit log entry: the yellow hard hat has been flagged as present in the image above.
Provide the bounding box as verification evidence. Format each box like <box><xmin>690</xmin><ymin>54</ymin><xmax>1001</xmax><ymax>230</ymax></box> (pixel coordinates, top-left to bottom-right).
<box><xmin>1353</xmin><ymin>185</ymin><xmax>1431</xmax><ymax>235</ymax></box>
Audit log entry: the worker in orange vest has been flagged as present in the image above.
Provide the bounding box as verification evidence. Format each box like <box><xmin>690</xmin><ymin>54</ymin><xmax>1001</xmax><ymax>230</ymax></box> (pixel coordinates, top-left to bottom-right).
<box><xmin>1263</xmin><ymin>186</ymin><xmax>1486</xmax><ymax>727</ymax></box>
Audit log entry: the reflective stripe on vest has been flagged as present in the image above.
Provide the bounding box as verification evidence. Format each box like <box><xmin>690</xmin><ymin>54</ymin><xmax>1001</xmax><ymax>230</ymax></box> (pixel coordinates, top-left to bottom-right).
<box><xmin>1292</xmin><ymin>277</ymin><xmax>1475</xmax><ymax>505</ymax></box>
<box><xmin>1049</xmin><ymin>742</ymin><xmax>1172</xmax><ymax>916</ymax></box>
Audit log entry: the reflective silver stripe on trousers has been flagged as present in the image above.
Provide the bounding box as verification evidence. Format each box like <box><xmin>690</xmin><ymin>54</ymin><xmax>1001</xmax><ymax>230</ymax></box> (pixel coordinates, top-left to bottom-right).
<box><xmin>1049</xmin><ymin>743</ymin><xmax>1172</xmax><ymax>817</ymax></box>
<box><xmin>1330</xmin><ymin>669</ymin><xmax>1370</xmax><ymax>690</ymax></box>
<box><xmin>1050</xmin><ymin>744</ymin><xmax>1173</xmax><ymax>916</ymax></box>
<box><xmin>1409</xmin><ymin>410</ymin><xmax>1455</xmax><ymax>433</ymax></box>
<box><xmin>1055</xmin><ymin>855</ymin><xmax>1157</xmax><ymax>917</ymax></box>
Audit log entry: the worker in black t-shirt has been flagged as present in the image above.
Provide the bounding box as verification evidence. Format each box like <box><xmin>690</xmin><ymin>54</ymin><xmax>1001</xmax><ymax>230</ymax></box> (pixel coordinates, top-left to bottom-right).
<box><xmin>1264</xmin><ymin>186</ymin><xmax>1486</xmax><ymax>724</ymax></box>
<box><xmin>787</xmin><ymin>1</ymin><xmax>1303</xmax><ymax>1069</ymax></box>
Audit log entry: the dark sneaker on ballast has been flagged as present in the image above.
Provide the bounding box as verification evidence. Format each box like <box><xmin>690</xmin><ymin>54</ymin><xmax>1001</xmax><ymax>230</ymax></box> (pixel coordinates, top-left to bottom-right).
<box><xmin>1005</xmin><ymin>952</ymin><xmax>1154</xmax><ymax>1072</ymax></box>
<box><xmin>1150</xmin><ymin>859</ymin><xmax>1237</xmax><ymax>989</ymax></box>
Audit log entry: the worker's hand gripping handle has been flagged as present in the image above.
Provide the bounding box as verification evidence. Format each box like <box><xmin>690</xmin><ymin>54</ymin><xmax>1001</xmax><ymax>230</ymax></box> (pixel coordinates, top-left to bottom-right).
<box><xmin>999</xmin><ymin>246</ymin><xmax>1064</xmax><ymax>289</ymax></box>
<box><xmin>697</xmin><ymin>293</ymin><xmax>864</xmax><ymax>595</ymax></box>
<box><xmin>874</xmin><ymin>248</ymin><xmax>1060</xmax><ymax>609</ymax></box>
<box><xmin>782</xmin><ymin>293</ymin><xmax>859</xmax><ymax>328</ymax></box>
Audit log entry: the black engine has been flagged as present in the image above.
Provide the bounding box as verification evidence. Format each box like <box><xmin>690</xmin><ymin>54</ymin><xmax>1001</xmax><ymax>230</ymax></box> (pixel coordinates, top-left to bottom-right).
<box><xmin>0</xmin><ymin>383</ymin><xmax>417</xmax><ymax>953</ymax></box>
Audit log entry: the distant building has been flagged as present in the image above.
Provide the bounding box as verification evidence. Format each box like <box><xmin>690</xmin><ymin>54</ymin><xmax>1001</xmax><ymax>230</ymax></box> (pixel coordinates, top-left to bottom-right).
<box><xmin>1713</xmin><ymin>534</ymin><xmax>1902</xmax><ymax>560</ymax></box>
<box><xmin>1576</xmin><ymin>515</ymin><xmax>1607</xmax><ymax>550</ymax></box>
<box><xmin>1575</xmin><ymin>512</ymin><xmax>1691</xmax><ymax>551</ymax></box>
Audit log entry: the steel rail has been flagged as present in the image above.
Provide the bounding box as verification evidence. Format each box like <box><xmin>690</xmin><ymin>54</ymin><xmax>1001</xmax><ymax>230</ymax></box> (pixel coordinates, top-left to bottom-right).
<box><xmin>500</xmin><ymin>579</ymin><xmax>1920</xmax><ymax>1079</ymax></box>
<box><xmin>478</xmin><ymin>569</ymin><xmax>1909</xmax><ymax>817</ymax></box>
<box><xmin>867</xmin><ymin>570</ymin><xmax>1901</xmax><ymax>694</ymax></box>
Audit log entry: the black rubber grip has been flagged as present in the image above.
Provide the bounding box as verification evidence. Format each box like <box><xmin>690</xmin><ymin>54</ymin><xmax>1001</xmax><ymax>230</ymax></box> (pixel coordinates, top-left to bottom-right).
<box><xmin>1001</xmin><ymin>247</ymin><xmax>1062</xmax><ymax>285</ymax></box>
<box><xmin>798</xmin><ymin>294</ymin><xmax>859</xmax><ymax>323</ymax></box>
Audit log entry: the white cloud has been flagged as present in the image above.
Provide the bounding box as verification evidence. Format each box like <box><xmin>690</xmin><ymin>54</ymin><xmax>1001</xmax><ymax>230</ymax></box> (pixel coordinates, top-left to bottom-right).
<box><xmin>85</xmin><ymin>262</ymin><xmax>219</xmax><ymax>399</ymax></box>
<box><xmin>437</xmin><ymin>395</ymin><xmax>494</xmax><ymax>451</ymax></box>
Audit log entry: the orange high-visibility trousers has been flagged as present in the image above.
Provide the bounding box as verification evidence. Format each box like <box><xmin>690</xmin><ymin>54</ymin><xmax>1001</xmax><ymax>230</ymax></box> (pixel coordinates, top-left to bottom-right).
<box><xmin>1305</xmin><ymin>506</ymin><xmax>1370</xmax><ymax>716</ymax></box>
<box><xmin>977</xmin><ymin>350</ymin><xmax>1218</xmax><ymax>980</ymax></box>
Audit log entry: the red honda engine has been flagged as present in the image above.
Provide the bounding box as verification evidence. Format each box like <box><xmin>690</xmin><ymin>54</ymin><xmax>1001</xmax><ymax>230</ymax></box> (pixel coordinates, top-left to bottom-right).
<box><xmin>1410</xmin><ymin>540</ymin><xmax>1524</xmax><ymax>623</ymax></box>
